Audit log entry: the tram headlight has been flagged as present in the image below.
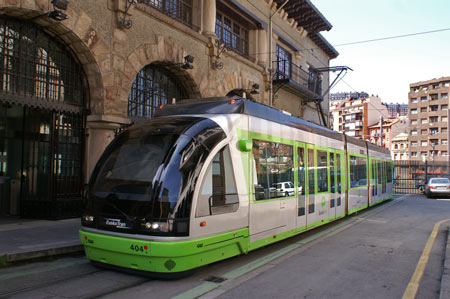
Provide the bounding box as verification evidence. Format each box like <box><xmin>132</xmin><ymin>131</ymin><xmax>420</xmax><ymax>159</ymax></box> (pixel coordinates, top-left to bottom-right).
<box><xmin>82</xmin><ymin>215</ymin><xmax>94</xmax><ymax>223</ymax></box>
<box><xmin>141</xmin><ymin>221</ymin><xmax>171</xmax><ymax>233</ymax></box>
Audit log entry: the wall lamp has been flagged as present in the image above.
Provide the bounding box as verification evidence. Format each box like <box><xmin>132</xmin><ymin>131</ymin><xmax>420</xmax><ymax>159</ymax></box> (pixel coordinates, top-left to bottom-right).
<box><xmin>182</xmin><ymin>55</ymin><xmax>195</xmax><ymax>70</ymax></box>
<box><xmin>47</xmin><ymin>0</ymin><xmax>69</xmax><ymax>21</ymax></box>
<box><xmin>250</xmin><ymin>83</ymin><xmax>260</xmax><ymax>95</ymax></box>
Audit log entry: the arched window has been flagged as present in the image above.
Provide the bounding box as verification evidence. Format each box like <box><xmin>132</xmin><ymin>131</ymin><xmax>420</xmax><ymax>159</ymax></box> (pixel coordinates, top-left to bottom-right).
<box><xmin>128</xmin><ymin>64</ymin><xmax>188</xmax><ymax>122</ymax></box>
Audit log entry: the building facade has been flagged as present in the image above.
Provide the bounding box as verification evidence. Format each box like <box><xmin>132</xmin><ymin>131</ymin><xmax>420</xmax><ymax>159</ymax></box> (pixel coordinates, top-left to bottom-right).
<box><xmin>368</xmin><ymin>116</ymin><xmax>408</xmax><ymax>150</ymax></box>
<box><xmin>385</xmin><ymin>103</ymin><xmax>408</xmax><ymax>118</ymax></box>
<box><xmin>330</xmin><ymin>96</ymin><xmax>389</xmax><ymax>140</ymax></box>
<box><xmin>408</xmin><ymin>76</ymin><xmax>450</xmax><ymax>162</ymax></box>
<box><xmin>391</xmin><ymin>133</ymin><xmax>409</xmax><ymax>161</ymax></box>
<box><xmin>0</xmin><ymin>0</ymin><xmax>338</xmax><ymax>218</ymax></box>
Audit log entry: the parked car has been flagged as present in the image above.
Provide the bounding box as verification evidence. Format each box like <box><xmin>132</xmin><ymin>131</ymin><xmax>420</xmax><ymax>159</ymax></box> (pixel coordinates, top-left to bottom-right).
<box><xmin>271</xmin><ymin>182</ymin><xmax>295</xmax><ymax>197</ymax></box>
<box><xmin>424</xmin><ymin>177</ymin><xmax>450</xmax><ymax>198</ymax></box>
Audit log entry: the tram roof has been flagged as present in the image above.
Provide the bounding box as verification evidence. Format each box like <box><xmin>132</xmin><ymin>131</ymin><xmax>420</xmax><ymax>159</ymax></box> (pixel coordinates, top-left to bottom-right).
<box><xmin>154</xmin><ymin>97</ymin><xmax>342</xmax><ymax>140</ymax></box>
<box><xmin>154</xmin><ymin>97</ymin><xmax>390</xmax><ymax>156</ymax></box>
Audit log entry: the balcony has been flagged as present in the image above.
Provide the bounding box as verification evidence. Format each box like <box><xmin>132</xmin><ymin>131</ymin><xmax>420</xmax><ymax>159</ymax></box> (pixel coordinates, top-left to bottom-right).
<box><xmin>272</xmin><ymin>60</ymin><xmax>322</xmax><ymax>100</ymax></box>
<box><xmin>138</xmin><ymin>0</ymin><xmax>199</xmax><ymax>31</ymax></box>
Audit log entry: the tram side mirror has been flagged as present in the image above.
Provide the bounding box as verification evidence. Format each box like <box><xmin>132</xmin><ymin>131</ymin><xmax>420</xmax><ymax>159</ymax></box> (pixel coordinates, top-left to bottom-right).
<box><xmin>238</xmin><ymin>140</ymin><xmax>252</xmax><ymax>152</ymax></box>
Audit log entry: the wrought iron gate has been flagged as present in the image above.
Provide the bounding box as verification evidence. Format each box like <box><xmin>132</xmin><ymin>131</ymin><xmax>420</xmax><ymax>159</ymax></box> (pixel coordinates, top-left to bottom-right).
<box><xmin>394</xmin><ymin>161</ymin><xmax>450</xmax><ymax>194</ymax></box>
<box><xmin>0</xmin><ymin>17</ymin><xmax>86</xmax><ymax>219</ymax></box>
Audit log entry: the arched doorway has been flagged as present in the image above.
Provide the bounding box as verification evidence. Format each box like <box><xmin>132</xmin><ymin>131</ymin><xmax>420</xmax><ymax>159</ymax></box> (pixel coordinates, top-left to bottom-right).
<box><xmin>128</xmin><ymin>63</ymin><xmax>188</xmax><ymax>123</ymax></box>
<box><xmin>0</xmin><ymin>17</ymin><xmax>87</xmax><ymax>219</ymax></box>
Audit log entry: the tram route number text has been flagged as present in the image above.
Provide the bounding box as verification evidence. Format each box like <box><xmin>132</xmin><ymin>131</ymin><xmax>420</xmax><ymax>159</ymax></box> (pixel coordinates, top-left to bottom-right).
<box><xmin>130</xmin><ymin>244</ymin><xmax>145</xmax><ymax>252</ymax></box>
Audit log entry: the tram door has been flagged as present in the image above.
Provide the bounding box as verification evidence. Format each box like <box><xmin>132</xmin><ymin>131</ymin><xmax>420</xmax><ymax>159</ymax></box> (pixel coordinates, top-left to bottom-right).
<box><xmin>296</xmin><ymin>144</ymin><xmax>307</xmax><ymax>230</ymax></box>
<box><xmin>329</xmin><ymin>152</ymin><xmax>336</xmax><ymax>219</ymax></box>
<box><xmin>335</xmin><ymin>152</ymin><xmax>345</xmax><ymax>218</ymax></box>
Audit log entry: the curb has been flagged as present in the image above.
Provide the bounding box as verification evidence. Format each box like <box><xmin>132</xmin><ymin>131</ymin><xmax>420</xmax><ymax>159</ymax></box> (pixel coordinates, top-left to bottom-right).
<box><xmin>440</xmin><ymin>226</ymin><xmax>450</xmax><ymax>299</ymax></box>
<box><xmin>0</xmin><ymin>244</ymin><xmax>84</xmax><ymax>268</ymax></box>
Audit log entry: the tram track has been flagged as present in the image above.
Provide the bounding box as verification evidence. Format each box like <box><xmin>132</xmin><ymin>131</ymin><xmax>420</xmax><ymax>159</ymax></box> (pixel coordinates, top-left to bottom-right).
<box><xmin>0</xmin><ymin>268</ymin><xmax>104</xmax><ymax>297</ymax></box>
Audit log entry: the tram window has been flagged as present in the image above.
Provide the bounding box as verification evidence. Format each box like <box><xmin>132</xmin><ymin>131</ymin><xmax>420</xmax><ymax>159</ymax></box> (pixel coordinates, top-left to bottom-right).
<box><xmin>336</xmin><ymin>153</ymin><xmax>341</xmax><ymax>194</ymax></box>
<box><xmin>308</xmin><ymin>148</ymin><xmax>315</xmax><ymax>214</ymax></box>
<box><xmin>330</xmin><ymin>153</ymin><xmax>335</xmax><ymax>193</ymax></box>
<box><xmin>252</xmin><ymin>139</ymin><xmax>293</xmax><ymax>200</ymax></box>
<box><xmin>196</xmin><ymin>146</ymin><xmax>238</xmax><ymax>217</ymax></box>
<box><xmin>387</xmin><ymin>162</ymin><xmax>393</xmax><ymax>183</ymax></box>
<box><xmin>317</xmin><ymin>150</ymin><xmax>328</xmax><ymax>192</ymax></box>
<box><xmin>377</xmin><ymin>161</ymin><xmax>382</xmax><ymax>183</ymax></box>
<box><xmin>350</xmin><ymin>155</ymin><xmax>367</xmax><ymax>188</ymax></box>
<box><xmin>298</xmin><ymin>147</ymin><xmax>306</xmax><ymax>216</ymax></box>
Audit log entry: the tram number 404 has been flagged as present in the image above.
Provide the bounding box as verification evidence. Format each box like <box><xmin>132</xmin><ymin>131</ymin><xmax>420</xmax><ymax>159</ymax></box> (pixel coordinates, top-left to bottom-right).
<box><xmin>130</xmin><ymin>244</ymin><xmax>146</xmax><ymax>252</ymax></box>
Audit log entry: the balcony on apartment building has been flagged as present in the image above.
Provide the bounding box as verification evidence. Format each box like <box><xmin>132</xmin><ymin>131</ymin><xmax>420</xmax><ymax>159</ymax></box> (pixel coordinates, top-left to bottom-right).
<box><xmin>272</xmin><ymin>59</ymin><xmax>322</xmax><ymax>100</ymax></box>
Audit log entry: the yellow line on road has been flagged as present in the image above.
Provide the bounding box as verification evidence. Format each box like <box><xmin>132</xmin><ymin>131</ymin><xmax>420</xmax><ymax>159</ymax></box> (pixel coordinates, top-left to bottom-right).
<box><xmin>403</xmin><ymin>219</ymin><xmax>450</xmax><ymax>299</ymax></box>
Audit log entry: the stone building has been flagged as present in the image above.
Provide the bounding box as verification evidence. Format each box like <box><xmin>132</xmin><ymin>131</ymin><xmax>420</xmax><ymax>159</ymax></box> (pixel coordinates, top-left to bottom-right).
<box><xmin>0</xmin><ymin>0</ymin><xmax>338</xmax><ymax>218</ymax></box>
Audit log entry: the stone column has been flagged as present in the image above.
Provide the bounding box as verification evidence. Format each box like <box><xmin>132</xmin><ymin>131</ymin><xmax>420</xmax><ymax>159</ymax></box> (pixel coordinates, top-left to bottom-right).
<box><xmin>202</xmin><ymin>0</ymin><xmax>216</xmax><ymax>37</ymax></box>
<box><xmin>85</xmin><ymin>115</ymin><xmax>130</xmax><ymax>182</ymax></box>
<box><xmin>257</xmin><ymin>29</ymin><xmax>268</xmax><ymax>68</ymax></box>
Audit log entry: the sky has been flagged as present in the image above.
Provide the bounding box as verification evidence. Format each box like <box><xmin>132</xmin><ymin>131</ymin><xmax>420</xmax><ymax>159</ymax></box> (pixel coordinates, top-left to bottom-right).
<box><xmin>313</xmin><ymin>0</ymin><xmax>450</xmax><ymax>104</ymax></box>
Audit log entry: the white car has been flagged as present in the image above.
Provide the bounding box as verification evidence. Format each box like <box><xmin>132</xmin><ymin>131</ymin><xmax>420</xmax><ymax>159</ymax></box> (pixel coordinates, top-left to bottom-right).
<box><xmin>272</xmin><ymin>182</ymin><xmax>295</xmax><ymax>197</ymax></box>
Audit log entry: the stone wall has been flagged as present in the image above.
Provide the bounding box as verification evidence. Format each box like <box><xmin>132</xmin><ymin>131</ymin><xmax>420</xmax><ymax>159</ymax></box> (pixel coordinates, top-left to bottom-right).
<box><xmin>0</xmin><ymin>0</ymin><xmax>334</xmax><ymax>180</ymax></box>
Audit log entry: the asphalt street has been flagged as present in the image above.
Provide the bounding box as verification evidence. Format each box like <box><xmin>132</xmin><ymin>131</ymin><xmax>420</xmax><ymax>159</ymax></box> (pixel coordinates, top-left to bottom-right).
<box><xmin>0</xmin><ymin>194</ymin><xmax>449</xmax><ymax>299</ymax></box>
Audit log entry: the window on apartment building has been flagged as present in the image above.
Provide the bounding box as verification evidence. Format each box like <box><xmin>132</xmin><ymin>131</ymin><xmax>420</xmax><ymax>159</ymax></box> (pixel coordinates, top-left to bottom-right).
<box><xmin>444</xmin><ymin>82</ymin><xmax>450</xmax><ymax>87</ymax></box>
<box><xmin>433</xmin><ymin>84</ymin><xmax>440</xmax><ymax>89</ymax></box>
<box><xmin>442</xmin><ymin>116</ymin><xmax>448</xmax><ymax>122</ymax></box>
<box><xmin>421</xmin><ymin>152</ymin><xmax>427</xmax><ymax>157</ymax></box>
<box><xmin>410</xmin><ymin>98</ymin><xmax>418</xmax><ymax>103</ymax></box>
<box><xmin>411</xmin><ymin>141</ymin><xmax>418</xmax><ymax>147</ymax></box>
<box><xmin>430</xmin><ymin>139</ymin><xmax>439</xmax><ymax>146</ymax></box>
<box><xmin>275</xmin><ymin>44</ymin><xmax>292</xmax><ymax>79</ymax></box>
<box><xmin>401</xmin><ymin>143</ymin><xmax>405</xmax><ymax>149</ymax></box>
<box><xmin>430</xmin><ymin>105</ymin><xmax>439</xmax><ymax>111</ymax></box>
<box><xmin>443</xmin><ymin>151</ymin><xmax>448</xmax><ymax>156</ymax></box>
<box><xmin>410</xmin><ymin>109</ymin><xmax>417</xmax><ymax>114</ymax></box>
<box><xmin>442</xmin><ymin>128</ymin><xmax>448</xmax><ymax>134</ymax></box>
<box><xmin>442</xmin><ymin>104</ymin><xmax>448</xmax><ymax>110</ymax></box>
<box><xmin>421</xmin><ymin>141</ymin><xmax>428</xmax><ymax>146</ymax></box>
<box><xmin>442</xmin><ymin>139</ymin><xmax>448</xmax><ymax>145</ymax></box>
<box><xmin>420</xmin><ymin>97</ymin><xmax>427</xmax><ymax>102</ymax></box>
<box><xmin>421</xmin><ymin>129</ymin><xmax>427</xmax><ymax>135</ymax></box>
<box><xmin>144</xmin><ymin>0</ymin><xmax>194</xmax><ymax>28</ymax></box>
<box><xmin>430</xmin><ymin>94</ymin><xmax>438</xmax><ymax>101</ymax></box>
<box><xmin>441</xmin><ymin>93</ymin><xmax>449</xmax><ymax>99</ymax></box>
<box><xmin>411</xmin><ymin>130</ymin><xmax>418</xmax><ymax>136</ymax></box>
<box><xmin>422</xmin><ymin>118</ymin><xmax>428</xmax><ymax>124</ymax></box>
<box><xmin>430</xmin><ymin>128</ymin><xmax>439</xmax><ymax>134</ymax></box>
<box><xmin>394</xmin><ymin>144</ymin><xmax>398</xmax><ymax>149</ymax></box>
<box><xmin>411</xmin><ymin>152</ymin><xmax>418</xmax><ymax>157</ymax></box>
<box><xmin>216</xmin><ymin>10</ymin><xmax>250</xmax><ymax>57</ymax></box>
<box><xmin>411</xmin><ymin>120</ymin><xmax>418</xmax><ymax>125</ymax></box>
<box><xmin>420</xmin><ymin>107</ymin><xmax>427</xmax><ymax>113</ymax></box>
<box><xmin>412</xmin><ymin>87</ymin><xmax>420</xmax><ymax>93</ymax></box>
<box><xmin>430</xmin><ymin>116</ymin><xmax>439</xmax><ymax>123</ymax></box>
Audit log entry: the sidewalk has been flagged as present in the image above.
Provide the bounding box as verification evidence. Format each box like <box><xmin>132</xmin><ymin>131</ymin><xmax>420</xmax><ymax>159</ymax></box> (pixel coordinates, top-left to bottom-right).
<box><xmin>0</xmin><ymin>217</ymin><xmax>83</xmax><ymax>267</ymax></box>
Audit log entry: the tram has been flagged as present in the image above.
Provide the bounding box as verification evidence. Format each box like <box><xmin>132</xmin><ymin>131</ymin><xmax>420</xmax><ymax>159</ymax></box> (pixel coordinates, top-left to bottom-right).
<box><xmin>79</xmin><ymin>97</ymin><xmax>393</xmax><ymax>276</ymax></box>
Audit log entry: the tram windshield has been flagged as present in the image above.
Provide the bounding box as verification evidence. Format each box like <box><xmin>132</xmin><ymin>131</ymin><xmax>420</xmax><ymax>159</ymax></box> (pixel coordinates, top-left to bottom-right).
<box><xmin>85</xmin><ymin>116</ymin><xmax>226</xmax><ymax>236</ymax></box>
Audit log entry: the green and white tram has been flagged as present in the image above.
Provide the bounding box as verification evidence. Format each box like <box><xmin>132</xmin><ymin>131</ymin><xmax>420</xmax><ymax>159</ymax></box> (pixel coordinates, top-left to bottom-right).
<box><xmin>79</xmin><ymin>97</ymin><xmax>393</xmax><ymax>277</ymax></box>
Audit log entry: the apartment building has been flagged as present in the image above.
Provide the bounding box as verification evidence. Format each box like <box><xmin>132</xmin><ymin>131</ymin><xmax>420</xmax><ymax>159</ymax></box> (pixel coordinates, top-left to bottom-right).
<box><xmin>331</xmin><ymin>96</ymin><xmax>389</xmax><ymax>140</ymax></box>
<box><xmin>368</xmin><ymin>117</ymin><xmax>408</xmax><ymax>150</ymax></box>
<box><xmin>385</xmin><ymin>103</ymin><xmax>408</xmax><ymax>118</ymax></box>
<box><xmin>408</xmin><ymin>76</ymin><xmax>450</xmax><ymax>162</ymax></box>
<box><xmin>391</xmin><ymin>133</ymin><xmax>409</xmax><ymax>161</ymax></box>
<box><xmin>0</xmin><ymin>0</ymin><xmax>338</xmax><ymax>218</ymax></box>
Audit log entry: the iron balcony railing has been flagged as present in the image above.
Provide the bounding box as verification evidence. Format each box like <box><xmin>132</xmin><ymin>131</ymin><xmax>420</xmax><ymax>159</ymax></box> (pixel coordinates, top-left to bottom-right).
<box><xmin>272</xmin><ymin>60</ymin><xmax>322</xmax><ymax>96</ymax></box>
<box><xmin>139</xmin><ymin>0</ymin><xmax>199</xmax><ymax>31</ymax></box>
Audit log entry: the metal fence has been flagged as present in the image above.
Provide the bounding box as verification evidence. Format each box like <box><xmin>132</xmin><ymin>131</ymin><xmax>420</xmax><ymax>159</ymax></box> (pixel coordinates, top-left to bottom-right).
<box><xmin>394</xmin><ymin>161</ymin><xmax>450</xmax><ymax>194</ymax></box>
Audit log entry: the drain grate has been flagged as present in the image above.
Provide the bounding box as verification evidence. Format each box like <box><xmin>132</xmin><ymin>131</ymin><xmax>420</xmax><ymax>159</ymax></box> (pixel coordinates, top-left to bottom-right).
<box><xmin>204</xmin><ymin>276</ymin><xmax>227</xmax><ymax>283</ymax></box>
